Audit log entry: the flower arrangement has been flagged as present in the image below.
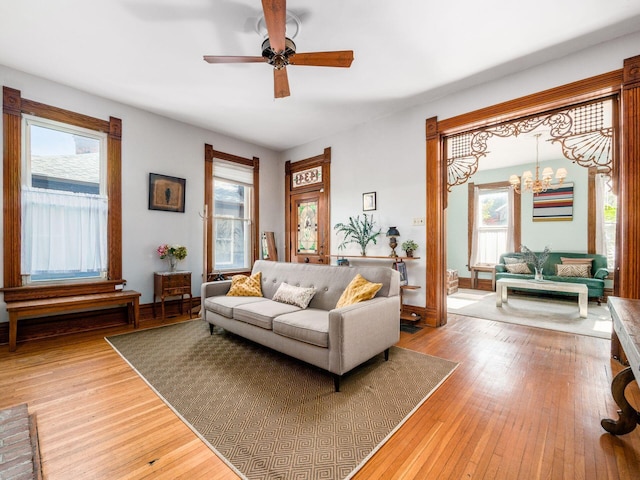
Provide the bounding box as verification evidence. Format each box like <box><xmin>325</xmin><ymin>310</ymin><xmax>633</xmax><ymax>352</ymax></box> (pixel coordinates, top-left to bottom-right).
<box><xmin>156</xmin><ymin>244</ymin><xmax>188</xmax><ymax>260</ymax></box>
<box><xmin>521</xmin><ymin>245</ymin><xmax>550</xmax><ymax>271</ymax></box>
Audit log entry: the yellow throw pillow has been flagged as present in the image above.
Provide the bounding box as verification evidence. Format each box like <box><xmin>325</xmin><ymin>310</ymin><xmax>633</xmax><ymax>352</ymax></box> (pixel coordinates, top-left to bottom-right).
<box><xmin>336</xmin><ymin>273</ymin><xmax>383</xmax><ymax>308</ymax></box>
<box><xmin>226</xmin><ymin>272</ymin><xmax>263</xmax><ymax>297</ymax></box>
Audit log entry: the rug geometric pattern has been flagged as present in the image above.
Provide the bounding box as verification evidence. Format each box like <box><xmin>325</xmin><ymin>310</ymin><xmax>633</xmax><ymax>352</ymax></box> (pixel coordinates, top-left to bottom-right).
<box><xmin>107</xmin><ymin>320</ymin><xmax>458</xmax><ymax>480</ymax></box>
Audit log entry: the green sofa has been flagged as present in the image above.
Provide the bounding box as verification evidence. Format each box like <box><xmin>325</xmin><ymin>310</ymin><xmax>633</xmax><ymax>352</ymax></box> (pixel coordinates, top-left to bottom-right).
<box><xmin>495</xmin><ymin>252</ymin><xmax>609</xmax><ymax>302</ymax></box>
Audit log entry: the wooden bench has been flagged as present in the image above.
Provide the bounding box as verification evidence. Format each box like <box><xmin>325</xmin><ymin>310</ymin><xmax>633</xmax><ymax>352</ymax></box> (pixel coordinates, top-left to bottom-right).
<box><xmin>6</xmin><ymin>290</ymin><xmax>141</xmax><ymax>352</ymax></box>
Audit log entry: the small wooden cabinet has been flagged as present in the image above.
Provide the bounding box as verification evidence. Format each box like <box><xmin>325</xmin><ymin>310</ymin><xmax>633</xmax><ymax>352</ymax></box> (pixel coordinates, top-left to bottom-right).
<box><xmin>153</xmin><ymin>271</ymin><xmax>192</xmax><ymax>320</ymax></box>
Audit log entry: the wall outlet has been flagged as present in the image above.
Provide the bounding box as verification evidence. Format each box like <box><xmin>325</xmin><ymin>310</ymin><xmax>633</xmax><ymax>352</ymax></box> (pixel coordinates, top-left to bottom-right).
<box><xmin>412</xmin><ymin>217</ymin><xmax>426</xmax><ymax>226</ymax></box>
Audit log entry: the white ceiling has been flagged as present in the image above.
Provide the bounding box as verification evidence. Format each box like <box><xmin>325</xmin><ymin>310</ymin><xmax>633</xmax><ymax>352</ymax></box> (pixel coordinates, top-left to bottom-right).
<box><xmin>1</xmin><ymin>0</ymin><xmax>639</xmax><ymax>152</ymax></box>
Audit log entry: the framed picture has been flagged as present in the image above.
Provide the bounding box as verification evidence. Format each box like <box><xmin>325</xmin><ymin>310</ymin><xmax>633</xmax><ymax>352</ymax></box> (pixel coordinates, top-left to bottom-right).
<box><xmin>394</xmin><ymin>261</ymin><xmax>408</xmax><ymax>286</ymax></box>
<box><xmin>532</xmin><ymin>182</ymin><xmax>573</xmax><ymax>221</ymax></box>
<box><xmin>363</xmin><ymin>191</ymin><xmax>376</xmax><ymax>211</ymax></box>
<box><xmin>149</xmin><ymin>173</ymin><xmax>186</xmax><ymax>213</ymax></box>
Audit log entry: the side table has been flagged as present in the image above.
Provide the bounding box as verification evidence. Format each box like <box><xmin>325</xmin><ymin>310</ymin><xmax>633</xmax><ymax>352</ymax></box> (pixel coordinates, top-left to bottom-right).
<box><xmin>153</xmin><ymin>271</ymin><xmax>192</xmax><ymax>320</ymax></box>
<box><xmin>470</xmin><ymin>263</ymin><xmax>496</xmax><ymax>291</ymax></box>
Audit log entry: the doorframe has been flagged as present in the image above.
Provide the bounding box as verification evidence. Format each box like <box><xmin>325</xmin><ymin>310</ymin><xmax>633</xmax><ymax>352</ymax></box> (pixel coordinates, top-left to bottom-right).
<box><xmin>425</xmin><ymin>54</ymin><xmax>640</xmax><ymax>328</ymax></box>
<box><xmin>285</xmin><ymin>147</ymin><xmax>331</xmax><ymax>263</ymax></box>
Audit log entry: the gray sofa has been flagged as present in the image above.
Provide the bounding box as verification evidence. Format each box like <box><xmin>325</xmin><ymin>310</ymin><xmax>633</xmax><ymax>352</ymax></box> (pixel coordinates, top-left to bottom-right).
<box><xmin>201</xmin><ymin>260</ymin><xmax>401</xmax><ymax>391</ymax></box>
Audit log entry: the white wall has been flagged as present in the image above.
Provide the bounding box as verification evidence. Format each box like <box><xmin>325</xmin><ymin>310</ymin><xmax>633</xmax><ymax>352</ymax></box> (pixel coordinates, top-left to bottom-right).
<box><xmin>281</xmin><ymin>31</ymin><xmax>640</xmax><ymax>308</ymax></box>
<box><xmin>0</xmin><ymin>65</ymin><xmax>284</xmax><ymax>323</ymax></box>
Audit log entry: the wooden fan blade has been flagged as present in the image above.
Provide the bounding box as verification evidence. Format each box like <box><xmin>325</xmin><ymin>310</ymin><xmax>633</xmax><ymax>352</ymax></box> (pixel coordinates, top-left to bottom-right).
<box><xmin>289</xmin><ymin>51</ymin><xmax>354</xmax><ymax>68</ymax></box>
<box><xmin>274</xmin><ymin>68</ymin><xmax>290</xmax><ymax>98</ymax></box>
<box><xmin>262</xmin><ymin>0</ymin><xmax>286</xmax><ymax>52</ymax></box>
<box><xmin>203</xmin><ymin>56</ymin><xmax>265</xmax><ymax>64</ymax></box>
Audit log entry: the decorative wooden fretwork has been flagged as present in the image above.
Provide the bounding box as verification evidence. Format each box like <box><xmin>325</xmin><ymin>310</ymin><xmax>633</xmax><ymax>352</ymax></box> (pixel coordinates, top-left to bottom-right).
<box><xmin>293</xmin><ymin>166</ymin><xmax>322</xmax><ymax>188</ymax></box>
<box><xmin>446</xmin><ymin>99</ymin><xmax>614</xmax><ymax>191</ymax></box>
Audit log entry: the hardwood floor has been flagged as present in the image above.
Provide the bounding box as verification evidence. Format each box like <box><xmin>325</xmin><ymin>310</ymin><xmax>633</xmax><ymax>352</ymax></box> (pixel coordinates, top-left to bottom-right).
<box><xmin>1</xmin><ymin>314</ymin><xmax>639</xmax><ymax>479</ymax></box>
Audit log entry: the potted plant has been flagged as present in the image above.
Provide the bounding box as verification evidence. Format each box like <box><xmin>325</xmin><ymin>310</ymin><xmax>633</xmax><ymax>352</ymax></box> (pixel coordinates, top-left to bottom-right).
<box><xmin>401</xmin><ymin>239</ymin><xmax>419</xmax><ymax>257</ymax></box>
<box><xmin>334</xmin><ymin>214</ymin><xmax>382</xmax><ymax>256</ymax></box>
<box><xmin>521</xmin><ymin>245</ymin><xmax>550</xmax><ymax>281</ymax></box>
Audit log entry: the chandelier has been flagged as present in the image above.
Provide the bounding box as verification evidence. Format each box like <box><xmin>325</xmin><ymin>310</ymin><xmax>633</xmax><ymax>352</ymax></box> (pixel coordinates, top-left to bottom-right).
<box><xmin>509</xmin><ymin>133</ymin><xmax>567</xmax><ymax>194</ymax></box>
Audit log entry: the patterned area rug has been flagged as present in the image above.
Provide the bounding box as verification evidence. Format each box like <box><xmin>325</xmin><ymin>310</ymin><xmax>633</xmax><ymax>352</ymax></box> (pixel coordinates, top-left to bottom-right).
<box><xmin>107</xmin><ymin>320</ymin><xmax>457</xmax><ymax>480</ymax></box>
<box><xmin>448</xmin><ymin>289</ymin><xmax>612</xmax><ymax>339</ymax></box>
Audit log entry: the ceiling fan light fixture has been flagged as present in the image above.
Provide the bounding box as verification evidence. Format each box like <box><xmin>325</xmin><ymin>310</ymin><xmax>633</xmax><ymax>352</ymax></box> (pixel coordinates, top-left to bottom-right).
<box><xmin>255</xmin><ymin>10</ymin><xmax>302</xmax><ymax>40</ymax></box>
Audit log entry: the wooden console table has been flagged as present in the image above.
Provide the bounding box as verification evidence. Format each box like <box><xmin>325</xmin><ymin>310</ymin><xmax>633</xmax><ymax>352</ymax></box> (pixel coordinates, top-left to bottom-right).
<box><xmin>601</xmin><ymin>297</ymin><xmax>640</xmax><ymax>435</ymax></box>
<box><xmin>153</xmin><ymin>271</ymin><xmax>192</xmax><ymax>320</ymax></box>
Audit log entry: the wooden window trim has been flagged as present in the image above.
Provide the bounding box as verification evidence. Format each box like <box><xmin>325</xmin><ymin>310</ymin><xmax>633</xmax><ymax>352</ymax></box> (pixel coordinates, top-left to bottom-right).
<box><xmin>2</xmin><ymin>87</ymin><xmax>122</xmax><ymax>302</ymax></box>
<box><xmin>204</xmin><ymin>144</ymin><xmax>259</xmax><ymax>278</ymax></box>
<box><xmin>467</xmin><ymin>181</ymin><xmax>521</xmax><ymax>268</ymax></box>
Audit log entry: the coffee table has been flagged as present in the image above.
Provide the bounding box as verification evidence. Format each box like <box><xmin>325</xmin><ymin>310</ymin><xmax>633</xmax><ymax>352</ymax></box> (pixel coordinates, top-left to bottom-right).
<box><xmin>496</xmin><ymin>278</ymin><xmax>588</xmax><ymax>318</ymax></box>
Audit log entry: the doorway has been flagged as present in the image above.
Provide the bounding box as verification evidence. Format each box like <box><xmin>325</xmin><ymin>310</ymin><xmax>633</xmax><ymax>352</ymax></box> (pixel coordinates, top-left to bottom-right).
<box><xmin>425</xmin><ymin>57</ymin><xmax>640</xmax><ymax>328</ymax></box>
<box><xmin>285</xmin><ymin>148</ymin><xmax>331</xmax><ymax>264</ymax></box>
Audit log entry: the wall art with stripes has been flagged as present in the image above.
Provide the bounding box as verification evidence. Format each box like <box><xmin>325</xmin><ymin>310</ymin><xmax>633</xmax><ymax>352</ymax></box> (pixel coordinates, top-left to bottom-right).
<box><xmin>532</xmin><ymin>183</ymin><xmax>573</xmax><ymax>221</ymax></box>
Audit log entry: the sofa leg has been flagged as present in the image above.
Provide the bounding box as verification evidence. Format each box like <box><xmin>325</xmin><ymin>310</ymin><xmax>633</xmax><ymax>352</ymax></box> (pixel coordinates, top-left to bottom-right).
<box><xmin>333</xmin><ymin>374</ymin><xmax>341</xmax><ymax>392</ymax></box>
<box><xmin>209</xmin><ymin>323</ymin><xmax>214</xmax><ymax>335</ymax></box>
<box><xmin>384</xmin><ymin>348</ymin><xmax>390</xmax><ymax>361</ymax></box>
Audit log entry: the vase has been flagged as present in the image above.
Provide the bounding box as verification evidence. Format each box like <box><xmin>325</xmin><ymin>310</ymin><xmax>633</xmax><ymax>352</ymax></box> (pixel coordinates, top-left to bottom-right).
<box><xmin>534</xmin><ymin>267</ymin><xmax>543</xmax><ymax>281</ymax></box>
<box><xmin>168</xmin><ymin>256</ymin><xmax>178</xmax><ymax>272</ymax></box>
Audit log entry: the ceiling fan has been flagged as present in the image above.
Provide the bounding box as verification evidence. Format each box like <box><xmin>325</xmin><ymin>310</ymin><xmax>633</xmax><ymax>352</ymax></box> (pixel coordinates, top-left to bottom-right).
<box><xmin>203</xmin><ymin>0</ymin><xmax>354</xmax><ymax>98</ymax></box>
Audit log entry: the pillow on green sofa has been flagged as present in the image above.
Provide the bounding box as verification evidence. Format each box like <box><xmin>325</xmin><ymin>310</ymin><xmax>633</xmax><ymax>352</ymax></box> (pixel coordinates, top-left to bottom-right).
<box><xmin>561</xmin><ymin>257</ymin><xmax>594</xmax><ymax>265</ymax></box>
<box><xmin>556</xmin><ymin>264</ymin><xmax>591</xmax><ymax>277</ymax></box>
<box><xmin>503</xmin><ymin>256</ymin><xmax>522</xmax><ymax>264</ymax></box>
<box><xmin>505</xmin><ymin>263</ymin><xmax>531</xmax><ymax>274</ymax></box>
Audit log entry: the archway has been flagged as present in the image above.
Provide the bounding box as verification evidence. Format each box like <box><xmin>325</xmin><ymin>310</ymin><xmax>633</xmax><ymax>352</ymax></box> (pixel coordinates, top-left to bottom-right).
<box><xmin>424</xmin><ymin>54</ymin><xmax>640</xmax><ymax>329</ymax></box>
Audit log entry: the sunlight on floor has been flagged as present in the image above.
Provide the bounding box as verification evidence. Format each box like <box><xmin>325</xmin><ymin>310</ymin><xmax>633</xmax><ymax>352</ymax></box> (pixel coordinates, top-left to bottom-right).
<box><xmin>447</xmin><ymin>290</ymin><xmax>493</xmax><ymax>310</ymax></box>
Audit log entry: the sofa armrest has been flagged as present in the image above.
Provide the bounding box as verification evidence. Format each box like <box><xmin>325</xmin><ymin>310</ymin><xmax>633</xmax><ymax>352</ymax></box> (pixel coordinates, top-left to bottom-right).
<box><xmin>327</xmin><ymin>296</ymin><xmax>400</xmax><ymax>375</ymax></box>
<box><xmin>201</xmin><ymin>280</ymin><xmax>232</xmax><ymax>299</ymax></box>
<box><xmin>594</xmin><ymin>268</ymin><xmax>609</xmax><ymax>280</ymax></box>
<box><xmin>495</xmin><ymin>264</ymin><xmax>507</xmax><ymax>273</ymax></box>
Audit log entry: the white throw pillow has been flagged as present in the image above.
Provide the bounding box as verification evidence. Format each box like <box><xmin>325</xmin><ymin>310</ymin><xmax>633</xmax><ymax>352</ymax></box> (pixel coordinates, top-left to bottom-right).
<box><xmin>272</xmin><ymin>282</ymin><xmax>316</xmax><ymax>309</ymax></box>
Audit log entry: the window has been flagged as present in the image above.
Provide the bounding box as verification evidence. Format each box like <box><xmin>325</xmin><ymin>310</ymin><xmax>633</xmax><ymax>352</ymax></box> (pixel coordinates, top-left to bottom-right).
<box><xmin>213</xmin><ymin>160</ymin><xmax>254</xmax><ymax>270</ymax></box>
<box><xmin>22</xmin><ymin>116</ymin><xmax>108</xmax><ymax>282</ymax></box>
<box><xmin>204</xmin><ymin>146</ymin><xmax>259</xmax><ymax>277</ymax></box>
<box><xmin>2</xmin><ymin>86</ymin><xmax>122</xmax><ymax>297</ymax></box>
<box><xmin>468</xmin><ymin>182</ymin><xmax>520</xmax><ymax>267</ymax></box>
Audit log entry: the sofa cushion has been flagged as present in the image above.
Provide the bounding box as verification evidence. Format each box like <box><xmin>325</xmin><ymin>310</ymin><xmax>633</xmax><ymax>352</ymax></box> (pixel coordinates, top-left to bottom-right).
<box><xmin>273</xmin><ymin>309</ymin><xmax>329</xmax><ymax>347</ymax></box>
<box><xmin>503</xmin><ymin>256</ymin><xmax>522</xmax><ymax>264</ymax></box>
<box><xmin>204</xmin><ymin>296</ymin><xmax>268</xmax><ymax>318</ymax></box>
<box><xmin>336</xmin><ymin>273</ymin><xmax>383</xmax><ymax>308</ymax></box>
<box><xmin>505</xmin><ymin>263</ymin><xmax>531</xmax><ymax>274</ymax></box>
<box><xmin>561</xmin><ymin>257</ymin><xmax>594</xmax><ymax>265</ymax></box>
<box><xmin>233</xmin><ymin>299</ymin><xmax>301</xmax><ymax>329</ymax></box>
<box><xmin>556</xmin><ymin>263</ymin><xmax>591</xmax><ymax>278</ymax></box>
<box><xmin>227</xmin><ymin>272</ymin><xmax>263</xmax><ymax>297</ymax></box>
<box><xmin>272</xmin><ymin>282</ymin><xmax>316</xmax><ymax>309</ymax></box>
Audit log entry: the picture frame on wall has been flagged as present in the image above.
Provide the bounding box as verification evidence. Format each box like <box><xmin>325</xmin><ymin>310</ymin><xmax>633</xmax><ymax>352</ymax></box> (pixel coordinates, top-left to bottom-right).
<box><xmin>532</xmin><ymin>182</ymin><xmax>574</xmax><ymax>221</ymax></box>
<box><xmin>394</xmin><ymin>261</ymin><xmax>408</xmax><ymax>286</ymax></box>
<box><xmin>148</xmin><ymin>173</ymin><xmax>186</xmax><ymax>213</ymax></box>
<box><xmin>363</xmin><ymin>191</ymin><xmax>376</xmax><ymax>211</ymax></box>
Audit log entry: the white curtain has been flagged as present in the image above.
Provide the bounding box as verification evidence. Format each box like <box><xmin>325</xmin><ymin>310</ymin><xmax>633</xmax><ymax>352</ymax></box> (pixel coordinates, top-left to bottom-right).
<box><xmin>21</xmin><ymin>187</ymin><xmax>108</xmax><ymax>275</ymax></box>
<box><xmin>595</xmin><ymin>173</ymin><xmax>607</xmax><ymax>255</ymax></box>
<box><xmin>506</xmin><ymin>187</ymin><xmax>515</xmax><ymax>252</ymax></box>
<box><xmin>469</xmin><ymin>186</ymin><xmax>480</xmax><ymax>267</ymax></box>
